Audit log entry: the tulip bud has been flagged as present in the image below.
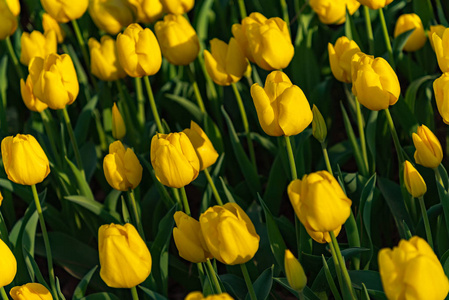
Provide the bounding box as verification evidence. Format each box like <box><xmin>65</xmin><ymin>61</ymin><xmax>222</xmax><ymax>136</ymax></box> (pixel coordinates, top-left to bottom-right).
<box><xmin>1</xmin><ymin>134</ymin><xmax>50</xmax><ymax>186</ymax></box>
<box><xmin>403</xmin><ymin>161</ymin><xmax>427</xmax><ymax>198</ymax></box>
<box><xmin>328</xmin><ymin>36</ymin><xmax>361</xmax><ymax>83</ymax></box>
<box><xmin>20</xmin><ymin>75</ymin><xmax>48</xmax><ymax>112</ymax></box>
<box><xmin>204</xmin><ymin>38</ymin><xmax>248</xmax><ymax>86</ymax></box>
<box><xmin>305</xmin><ymin>226</ymin><xmax>342</xmax><ymax>244</ymax></box>
<box><xmin>88</xmin><ymin>0</ymin><xmax>135</xmax><ymax>35</ymax></box>
<box><xmin>183</xmin><ymin>121</ymin><xmax>218</xmax><ymax>170</ymax></box>
<box><xmin>103</xmin><ymin>141</ymin><xmax>142</xmax><ymax>191</ymax></box>
<box><xmin>351</xmin><ymin>52</ymin><xmax>400</xmax><ymax>111</ymax></box>
<box><xmin>250</xmin><ymin>71</ymin><xmax>313</xmax><ymax>136</ymax></box>
<box><xmin>112</xmin><ymin>103</ymin><xmax>126</xmax><ymax>140</ymax></box>
<box><xmin>99</xmin><ymin>223</ymin><xmax>152</xmax><ymax>288</ymax></box>
<box><xmin>28</xmin><ymin>53</ymin><xmax>79</xmax><ymax>110</ymax></box>
<box><xmin>429</xmin><ymin>25</ymin><xmax>446</xmax><ymax>51</ymax></box>
<box><xmin>0</xmin><ymin>191</ymin><xmax>3</xmax><ymax>207</ymax></box>
<box><xmin>356</xmin><ymin>0</ymin><xmax>393</xmax><ymax>10</ymax></box>
<box><xmin>40</xmin><ymin>0</ymin><xmax>89</xmax><ymax>23</ymax></box>
<box><xmin>412</xmin><ymin>124</ymin><xmax>443</xmax><ymax>169</ymax></box>
<box><xmin>378</xmin><ymin>236</ymin><xmax>449</xmax><ymax>300</ymax></box>
<box><xmin>6</xmin><ymin>0</ymin><xmax>20</xmax><ymax>16</ymax></box>
<box><xmin>185</xmin><ymin>292</ymin><xmax>234</xmax><ymax>300</ymax></box>
<box><xmin>312</xmin><ymin>105</ymin><xmax>327</xmax><ymax>143</ymax></box>
<box><xmin>89</xmin><ymin>36</ymin><xmax>126</xmax><ymax>81</ymax></box>
<box><xmin>116</xmin><ymin>23</ymin><xmax>162</xmax><ymax>78</ymax></box>
<box><xmin>155</xmin><ymin>14</ymin><xmax>200</xmax><ymax>66</ymax></box>
<box><xmin>20</xmin><ymin>30</ymin><xmax>57</xmax><ymax>66</ymax></box>
<box><xmin>433</xmin><ymin>28</ymin><xmax>449</xmax><ymax>73</ymax></box>
<box><xmin>150</xmin><ymin>132</ymin><xmax>200</xmax><ymax>188</ymax></box>
<box><xmin>433</xmin><ymin>73</ymin><xmax>449</xmax><ymax>124</ymax></box>
<box><xmin>173</xmin><ymin>211</ymin><xmax>212</xmax><ymax>263</ymax></box>
<box><xmin>10</xmin><ymin>283</ymin><xmax>51</xmax><ymax>300</ymax></box>
<box><xmin>394</xmin><ymin>14</ymin><xmax>426</xmax><ymax>52</ymax></box>
<box><xmin>127</xmin><ymin>0</ymin><xmax>164</xmax><ymax>23</ymax></box>
<box><xmin>284</xmin><ymin>249</ymin><xmax>307</xmax><ymax>291</ymax></box>
<box><xmin>309</xmin><ymin>0</ymin><xmax>360</xmax><ymax>25</ymax></box>
<box><xmin>200</xmin><ymin>203</ymin><xmax>260</xmax><ymax>265</ymax></box>
<box><xmin>161</xmin><ymin>0</ymin><xmax>194</xmax><ymax>15</ymax></box>
<box><xmin>0</xmin><ymin>238</ymin><xmax>16</xmax><ymax>287</ymax></box>
<box><xmin>0</xmin><ymin>0</ymin><xmax>18</xmax><ymax>41</ymax></box>
<box><xmin>42</xmin><ymin>13</ymin><xmax>65</xmax><ymax>43</ymax></box>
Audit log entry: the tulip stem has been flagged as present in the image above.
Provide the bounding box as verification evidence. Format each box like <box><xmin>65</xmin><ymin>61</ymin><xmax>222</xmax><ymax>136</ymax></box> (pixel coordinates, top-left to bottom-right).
<box><xmin>187</xmin><ymin>64</ymin><xmax>206</xmax><ymax>114</ymax></box>
<box><xmin>0</xmin><ymin>287</ymin><xmax>8</xmax><ymax>300</ymax></box>
<box><xmin>241</xmin><ymin>263</ymin><xmax>257</xmax><ymax>300</ymax></box>
<box><xmin>384</xmin><ymin>108</ymin><xmax>404</xmax><ymax>164</ymax></box>
<box><xmin>418</xmin><ymin>196</ymin><xmax>434</xmax><ymax>249</ymax></box>
<box><xmin>128</xmin><ymin>189</ymin><xmax>145</xmax><ymax>240</ymax></box>
<box><xmin>363</xmin><ymin>6</ymin><xmax>375</xmax><ymax>54</ymax></box>
<box><xmin>40</xmin><ymin>110</ymin><xmax>62</xmax><ymax>167</ymax></box>
<box><xmin>143</xmin><ymin>76</ymin><xmax>164</xmax><ymax>134</ymax></box>
<box><xmin>204</xmin><ymin>168</ymin><xmax>224</xmax><ymax>205</ymax></box>
<box><xmin>355</xmin><ymin>100</ymin><xmax>369</xmax><ymax>173</ymax></box>
<box><xmin>62</xmin><ymin>107</ymin><xmax>85</xmax><ymax>179</ymax></box>
<box><xmin>5</xmin><ymin>36</ymin><xmax>24</xmax><ymax>79</ymax></box>
<box><xmin>321</xmin><ymin>143</ymin><xmax>333</xmax><ymax>175</ymax></box>
<box><xmin>135</xmin><ymin>77</ymin><xmax>146</xmax><ymax>129</ymax></box>
<box><xmin>285</xmin><ymin>136</ymin><xmax>297</xmax><ymax>180</ymax></box>
<box><xmin>206</xmin><ymin>259</ymin><xmax>222</xmax><ymax>293</ymax></box>
<box><xmin>180</xmin><ymin>187</ymin><xmax>191</xmax><ymax>216</ymax></box>
<box><xmin>231</xmin><ymin>83</ymin><xmax>257</xmax><ymax>172</ymax></box>
<box><xmin>378</xmin><ymin>8</ymin><xmax>395</xmax><ymax>70</ymax></box>
<box><xmin>328</xmin><ymin>239</ymin><xmax>344</xmax><ymax>293</ymax></box>
<box><xmin>31</xmin><ymin>184</ymin><xmax>58</xmax><ymax>300</ymax></box>
<box><xmin>130</xmin><ymin>286</ymin><xmax>139</xmax><ymax>300</ymax></box>
<box><xmin>237</xmin><ymin>0</ymin><xmax>247</xmax><ymax>18</ymax></box>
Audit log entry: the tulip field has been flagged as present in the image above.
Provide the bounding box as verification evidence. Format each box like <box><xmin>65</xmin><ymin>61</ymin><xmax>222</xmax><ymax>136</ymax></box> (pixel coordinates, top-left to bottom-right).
<box><xmin>3</xmin><ymin>0</ymin><xmax>449</xmax><ymax>299</ymax></box>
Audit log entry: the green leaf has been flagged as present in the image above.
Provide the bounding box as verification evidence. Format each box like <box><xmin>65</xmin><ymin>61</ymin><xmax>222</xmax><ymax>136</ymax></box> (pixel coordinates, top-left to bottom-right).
<box><xmin>74</xmin><ymin>95</ymin><xmax>98</xmax><ymax>145</ymax></box>
<box><xmin>245</xmin><ymin>266</ymin><xmax>273</xmax><ymax>300</ymax></box>
<box><xmin>263</xmin><ymin>154</ymin><xmax>288</xmax><ymax>215</ymax></box>
<box><xmin>164</xmin><ymin>94</ymin><xmax>203</xmax><ymax>122</ymax></box>
<box><xmin>203</xmin><ymin>113</ymin><xmax>224</xmax><ymax>154</ymax></box>
<box><xmin>359</xmin><ymin>174</ymin><xmax>376</xmax><ymax>269</ymax></box>
<box><xmin>404</xmin><ymin>75</ymin><xmax>436</xmax><ymax>114</ymax></box>
<box><xmin>65</xmin><ymin>195</ymin><xmax>121</xmax><ymax>224</ymax></box>
<box><xmin>348</xmin><ymin>270</ymin><xmax>387</xmax><ymax>299</ymax></box>
<box><xmin>274</xmin><ymin>278</ymin><xmax>321</xmax><ymax>300</ymax></box>
<box><xmin>73</xmin><ymin>266</ymin><xmax>99</xmax><ymax>300</ymax></box>
<box><xmin>65</xmin><ymin>157</ymin><xmax>95</xmax><ymax>201</ymax></box>
<box><xmin>0</xmin><ymin>179</ymin><xmax>32</xmax><ymax>202</ymax></box>
<box><xmin>344</xmin><ymin>7</ymin><xmax>362</xmax><ymax>48</ymax></box>
<box><xmin>220</xmin><ymin>274</ymin><xmax>247</xmax><ymax>300</ymax></box>
<box><xmin>392</xmin><ymin>28</ymin><xmax>415</xmax><ymax>54</ymax></box>
<box><xmin>138</xmin><ymin>286</ymin><xmax>168</xmax><ymax>300</ymax></box>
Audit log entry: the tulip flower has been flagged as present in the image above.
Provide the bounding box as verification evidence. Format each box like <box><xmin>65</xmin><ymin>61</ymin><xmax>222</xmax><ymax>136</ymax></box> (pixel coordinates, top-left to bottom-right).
<box><xmin>20</xmin><ymin>75</ymin><xmax>48</xmax><ymax>112</ymax></box>
<box><xmin>161</xmin><ymin>0</ymin><xmax>194</xmax><ymax>15</ymax></box>
<box><xmin>89</xmin><ymin>36</ymin><xmax>126</xmax><ymax>81</ymax></box>
<box><xmin>0</xmin><ymin>238</ymin><xmax>16</xmax><ymax>287</ymax></box>
<box><xmin>28</xmin><ymin>53</ymin><xmax>79</xmax><ymax>110</ymax></box>
<box><xmin>173</xmin><ymin>211</ymin><xmax>212</xmax><ymax>263</ymax></box>
<box><xmin>305</xmin><ymin>226</ymin><xmax>342</xmax><ymax>244</ymax></box>
<box><xmin>155</xmin><ymin>14</ymin><xmax>200</xmax><ymax>66</ymax></box>
<box><xmin>309</xmin><ymin>0</ymin><xmax>360</xmax><ymax>25</ymax></box>
<box><xmin>0</xmin><ymin>191</ymin><xmax>3</xmax><ymax>207</ymax></box>
<box><xmin>250</xmin><ymin>71</ymin><xmax>313</xmax><ymax>136</ymax></box>
<box><xmin>6</xmin><ymin>0</ymin><xmax>20</xmax><ymax>16</ymax></box>
<box><xmin>0</xmin><ymin>0</ymin><xmax>17</xmax><ymax>40</ymax></box>
<box><xmin>116</xmin><ymin>23</ymin><xmax>162</xmax><ymax>78</ymax></box>
<box><xmin>378</xmin><ymin>236</ymin><xmax>449</xmax><ymax>300</ymax></box>
<box><xmin>284</xmin><ymin>249</ymin><xmax>307</xmax><ymax>291</ymax></box>
<box><xmin>88</xmin><ymin>0</ymin><xmax>135</xmax><ymax>35</ymax></box>
<box><xmin>42</xmin><ymin>13</ymin><xmax>65</xmax><ymax>43</ymax></box>
<box><xmin>99</xmin><ymin>223</ymin><xmax>152</xmax><ymax>288</ymax></box>
<box><xmin>204</xmin><ymin>38</ymin><xmax>248</xmax><ymax>86</ymax></box>
<box><xmin>112</xmin><ymin>103</ymin><xmax>126</xmax><ymax>140</ymax></box>
<box><xmin>185</xmin><ymin>292</ymin><xmax>234</xmax><ymax>300</ymax></box>
<box><xmin>40</xmin><ymin>0</ymin><xmax>89</xmax><ymax>23</ymax></box>
<box><xmin>150</xmin><ymin>132</ymin><xmax>200</xmax><ymax>188</ymax></box>
<box><xmin>183</xmin><ymin>121</ymin><xmax>218</xmax><ymax>171</ymax></box>
<box><xmin>403</xmin><ymin>161</ymin><xmax>427</xmax><ymax>198</ymax></box>
<box><xmin>433</xmin><ymin>28</ymin><xmax>449</xmax><ymax>72</ymax></box>
<box><xmin>328</xmin><ymin>36</ymin><xmax>361</xmax><ymax>83</ymax></box>
<box><xmin>199</xmin><ymin>203</ymin><xmax>260</xmax><ymax>265</ymax></box>
<box><xmin>412</xmin><ymin>125</ymin><xmax>443</xmax><ymax>169</ymax></box>
<box><xmin>351</xmin><ymin>52</ymin><xmax>400</xmax><ymax>111</ymax></box>
<box><xmin>356</xmin><ymin>0</ymin><xmax>393</xmax><ymax>9</ymax></box>
<box><xmin>394</xmin><ymin>14</ymin><xmax>426</xmax><ymax>52</ymax></box>
<box><xmin>434</xmin><ymin>73</ymin><xmax>449</xmax><ymax>124</ymax></box>
<box><xmin>10</xmin><ymin>283</ymin><xmax>52</xmax><ymax>300</ymax></box>
<box><xmin>1</xmin><ymin>134</ymin><xmax>50</xmax><ymax>186</ymax></box>
<box><xmin>103</xmin><ymin>141</ymin><xmax>142</xmax><ymax>191</ymax></box>
<box><xmin>20</xmin><ymin>30</ymin><xmax>58</xmax><ymax>66</ymax></box>
<box><xmin>127</xmin><ymin>0</ymin><xmax>164</xmax><ymax>23</ymax></box>
<box><xmin>429</xmin><ymin>25</ymin><xmax>446</xmax><ymax>51</ymax></box>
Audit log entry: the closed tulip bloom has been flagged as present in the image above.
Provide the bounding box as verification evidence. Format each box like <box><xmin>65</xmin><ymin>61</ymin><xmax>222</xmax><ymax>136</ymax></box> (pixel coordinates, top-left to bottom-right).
<box><xmin>150</xmin><ymin>132</ymin><xmax>200</xmax><ymax>188</ymax></box>
<box><xmin>103</xmin><ymin>141</ymin><xmax>142</xmax><ymax>191</ymax></box>
<box><xmin>204</xmin><ymin>38</ymin><xmax>248</xmax><ymax>86</ymax></box>
<box><xmin>127</xmin><ymin>0</ymin><xmax>164</xmax><ymax>23</ymax></box>
<box><xmin>328</xmin><ymin>36</ymin><xmax>361</xmax><ymax>83</ymax></box>
<box><xmin>42</xmin><ymin>13</ymin><xmax>65</xmax><ymax>43</ymax></box>
<box><xmin>1</xmin><ymin>134</ymin><xmax>50</xmax><ymax>186</ymax></box>
<box><xmin>10</xmin><ymin>283</ymin><xmax>52</xmax><ymax>300</ymax></box>
<box><xmin>99</xmin><ymin>223</ymin><xmax>152</xmax><ymax>288</ymax></box>
<box><xmin>185</xmin><ymin>292</ymin><xmax>234</xmax><ymax>300</ymax></box>
<box><xmin>89</xmin><ymin>36</ymin><xmax>126</xmax><ymax>81</ymax></box>
<box><xmin>356</xmin><ymin>0</ymin><xmax>393</xmax><ymax>9</ymax></box>
<box><xmin>6</xmin><ymin>0</ymin><xmax>20</xmax><ymax>16</ymax></box>
<box><xmin>394</xmin><ymin>14</ymin><xmax>426</xmax><ymax>52</ymax></box>
<box><xmin>0</xmin><ymin>191</ymin><xmax>3</xmax><ymax>207</ymax></box>
<box><xmin>116</xmin><ymin>23</ymin><xmax>162</xmax><ymax>77</ymax></box>
<box><xmin>284</xmin><ymin>249</ymin><xmax>307</xmax><ymax>291</ymax></box>
<box><xmin>433</xmin><ymin>73</ymin><xmax>449</xmax><ymax>124</ymax></box>
<box><xmin>351</xmin><ymin>52</ymin><xmax>400</xmax><ymax>111</ymax></box>
<box><xmin>28</xmin><ymin>53</ymin><xmax>79</xmax><ymax>110</ymax></box>
<box><xmin>379</xmin><ymin>236</ymin><xmax>449</xmax><ymax>300</ymax></box>
<box><xmin>20</xmin><ymin>75</ymin><xmax>48</xmax><ymax>112</ymax></box>
<box><xmin>309</xmin><ymin>0</ymin><xmax>360</xmax><ymax>25</ymax></box>
<box><xmin>200</xmin><ymin>203</ymin><xmax>260</xmax><ymax>265</ymax></box>
<box><xmin>306</xmin><ymin>226</ymin><xmax>342</xmax><ymax>244</ymax></box>
<box><xmin>40</xmin><ymin>0</ymin><xmax>88</xmax><ymax>23</ymax></box>
<box><xmin>312</xmin><ymin>105</ymin><xmax>327</xmax><ymax>143</ymax></box>
<box><xmin>0</xmin><ymin>0</ymin><xmax>17</xmax><ymax>40</ymax></box>
<box><xmin>155</xmin><ymin>14</ymin><xmax>200</xmax><ymax>66</ymax></box>
<box><xmin>20</xmin><ymin>30</ymin><xmax>57</xmax><ymax>66</ymax></box>
<box><xmin>433</xmin><ymin>28</ymin><xmax>449</xmax><ymax>73</ymax></box>
<box><xmin>112</xmin><ymin>103</ymin><xmax>126</xmax><ymax>140</ymax></box>
<box><xmin>403</xmin><ymin>161</ymin><xmax>427</xmax><ymax>198</ymax></box>
<box><xmin>161</xmin><ymin>0</ymin><xmax>194</xmax><ymax>15</ymax></box>
<box><xmin>0</xmin><ymin>238</ymin><xmax>16</xmax><ymax>287</ymax></box>
<box><xmin>88</xmin><ymin>0</ymin><xmax>134</xmax><ymax>35</ymax></box>
<box><xmin>412</xmin><ymin>125</ymin><xmax>443</xmax><ymax>169</ymax></box>
<box><xmin>183</xmin><ymin>121</ymin><xmax>218</xmax><ymax>170</ymax></box>
<box><xmin>173</xmin><ymin>211</ymin><xmax>212</xmax><ymax>263</ymax></box>
<box><xmin>429</xmin><ymin>25</ymin><xmax>446</xmax><ymax>51</ymax></box>
<box><xmin>250</xmin><ymin>71</ymin><xmax>313</xmax><ymax>136</ymax></box>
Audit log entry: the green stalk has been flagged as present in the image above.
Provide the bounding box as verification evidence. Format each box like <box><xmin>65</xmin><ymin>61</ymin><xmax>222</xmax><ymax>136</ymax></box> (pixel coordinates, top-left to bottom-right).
<box><xmin>378</xmin><ymin>8</ymin><xmax>395</xmax><ymax>69</ymax></box>
<box><xmin>62</xmin><ymin>107</ymin><xmax>85</xmax><ymax>178</ymax></box>
<box><xmin>31</xmin><ymin>185</ymin><xmax>58</xmax><ymax>300</ymax></box>
<box><xmin>196</xmin><ymin>262</ymin><xmax>206</xmax><ymax>288</ymax></box>
<box><xmin>384</xmin><ymin>108</ymin><xmax>404</xmax><ymax>164</ymax></box>
<box><xmin>330</xmin><ymin>231</ymin><xmax>356</xmax><ymax>300</ymax></box>
<box><xmin>143</xmin><ymin>76</ymin><xmax>164</xmax><ymax>134</ymax></box>
<box><xmin>206</xmin><ymin>259</ymin><xmax>222</xmax><ymax>293</ymax></box>
<box><xmin>240</xmin><ymin>263</ymin><xmax>257</xmax><ymax>300</ymax></box>
<box><xmin>237</xmin><ymin>0</ymin><xmax>247</xmax><ymax>19</ymax></box>
<box><xmin>363</xmin><ymin>6</ymin><xmax>374</xmax><ymax>54</ymax></box>
<box><xmin>128</xmin><ymin>189</ymin><xmax>145</xmax><ymax>240</ymax></box>
<box><xmin>5</xmin><ymin>36</ymin><xmax>24</xmax><ymax>79</ymax></box>
<box><xmin>180</xmin><ymin>187</ymin><xmax>191</xmax><ymax>216</ymax></box>
<box><xmin>0</xmin><ymin>287</ymin><xmax>8</xmax><ymax>300</ymax></box>
<box><xmin>284</xmin><ymin>135</ymin><xmax>297</xmax><ymax>180</ymax></box>
<box><xmin>328</xmin><ymin>237</ymin><xmax>344</xmax><ymax>292</ymax></box>
<box><xmin>130</xmin><ymin>286</ymin><xmax>139</xmax><ymax>300</ymax></box>
<box><xmin>135</xmin><ymin>77</ymin><xmax>146</xmax><ymax>129</ymax></box>
<box><xmin>355</xmin><ymin>100</ymin><xmax>369</xmax><ymax>172</ymax></box>
<box><xmin>187</xmin><ymin>64</ymin><xmax>206</xmax><ymax>114</ymax></box>
<box><xmin>71</xmin><ymin>19</ymin><xmax>97</xmax><ymax>88</ymax></box>
<box><xmin>204</xmin><ymin>168</ymin><xmax>223</xmax><ymax>205</ymax></box>
<box><xmin>40</xmin><ymin>110</ymin><xmax>61</xmax><ymax>167</ymax></box>
<box><xmin>418</xmin><ymin>196</ymin><xmax>433</xmax><ymax>249</ymax></box>
<box><xmin>321</xmin><ymin>143</ymin><xmax>333</xmax><ymax>175</ymax></box>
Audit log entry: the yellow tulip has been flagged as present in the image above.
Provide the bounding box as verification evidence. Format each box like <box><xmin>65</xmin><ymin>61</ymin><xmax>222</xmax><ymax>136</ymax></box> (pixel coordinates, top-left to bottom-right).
<box><xmin>42</xmin><ymin>13</ymin><xmax>65</xmax><ymax>43</ymax></box>
<box><xmin>199</xmin><ymin>203</ymin><xmax>260</xmax><ymax>265</ymax></box>
<box><xmin>6</xmin><ymin>0</ymin><xmax>20</xmax><ymax>16</ymax></box>
<box><xmin>351</xmin><ymin>52</ymin><xmax>400</xmax><ymax>111</ymax></box>
<box><xmin>328</xmin><ymin>36</ymin><xmax>361</xmax><ymax>83</ymax></box>
<box><xmin>429</xmin><ymin>25</ymin><xmax>446</xmax><ymax>51</ymax></box>
<box><xmin>284</xmin><ymin>249</ymin><xmax>307</xmax><ymax>291</ymax></box>
<box><xmin>150</xmin><ymin>132</ymin><xmax>200</xmax><ymax>188</ymax></box>
<box><xmin>20</xmin><ymin>30</ymin><xmax>57</xmax><ymax>66</ymax></box>
<box><xmin>88</xmin><ymin>0</ymin><xmax>134</xmax><ymax>35</ymax></box>
<box><xmin>89</xmin><ymin>36</ymin><xmax>126</xmax><ymax>81</ymax></box>
<box><xmin>40</xmin><ymin>0</ymin><xmax>88</xmax><ymax>23</ymax></box>
<box><xmin>10</xmin><ymin>283</ymin><xmax>52</xmax><ymax>300</ymax></box>
<box><xmin>155</xmin><ymin>14</ymin><xmax>200</xmax><ymax>66</ymax></box>
<box><xmin>250</xmin><ymin>71</ymin><xmax>313</xmax><ymax>136</ymax></box>
<box><xmin>0</xmin><ymin>191</ymin><xmax>3</xmax><ymax>207</ymax></box>
<box><xmin>309</xmin><ymin>0</ymin><xmax>360</xmax><ymax>25</ymax></box>
<box><xmin>1</xmin><ymin>134</ymin><xmax>50</xmax><ymax>186</ymax></box>
<box><xmin>28</xmin><ymin>53</ymin><xmax>79</xmax><ymax>110</ymax></box>
<box><xmin>20</xmin><ymin>75</ymin><xmax>48</xmax><ymax>112</ymax></box>
<box><xmin>183</xmin><ymin>121</ymin><xmax>218</xmax><ymax>170</ymax></box>
<box><xmin>433</xmin><ymin>28</ymin><xmax>449</xmax><ymax>72</ymax></box>
<box><xmin>0</xmin><ymin>0</ymin><xmax>17</xmax><ymax>41</ymax></box>
<box><xmin>305</xmin><ymin>226</ymin><xmax>342</xmax><ymax>244</ymax></box>
<box><xmin>412</xmin><ymin>124</ymin><xmax>443</xmax><ymax>169</ymax></box>
<box><xmin>204</xmin><ymin>38</ymin><xmax>248</xmax><ymax>86</ymax></box>
<box><xmin>394</xmin><ymin>14</ymin><xmax>426</xmax><ymax>52</ymax></box>
<box><xmin>378</xmin><ymin>236</ymin><xmax>449</xmax><ymax>300</ymax></box>
<box><xmin>99</xmin><ymin>223</ymin><xmax>152</xmax><ymax>288</ymax></box>
<box><xmin>0</xmin><ymin>238</ymin><xmax>16</xmax><ymax>287</ymax></box>
<box><xmin>434</xmin><ymin>73</ymin><xmax>449</xmax><ymax>124</ymax></box>
<box><xmin>161</xmin><ymin>0</ymin><xmax>194</xmax><ymax>15</ymax></box>
<box><xmin>173</xmin><ymin>211</ymin><xmax>212</xmax><ymax>263</ymax></box>
<box><xmin>103</xmin><ymin>141</ymin><xmax>142</xmax><ymax>191</ymax></box>
<box><xmin>112</xmin><ymin>103</ymin><xmax>126</xmax><ymax>140</ymax></box>
<box><xmin>116</xmin><ymin>23</ymin><xmax>162</xmax><ymax>77</ymax></box>
<box><xmin>356</xmin><ymin>0</ymin><xmax>393</xmax><ymax>9</ymax></box>
<box><xmin>185</xmin><ymin>292</ymin><xmax>234</xmax><ymax>300</ymax></box>
<box><xmin>127</xmin><ymin>0</ymin><xmax>164</xmax><ymax>23</ymax></box>
<box><xmin>403</xmin><ymin>161</ymin><xmax>427</xmax><ymax>198</ymax></box>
